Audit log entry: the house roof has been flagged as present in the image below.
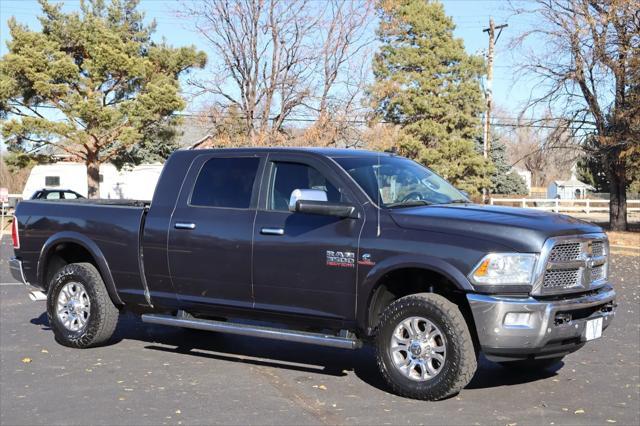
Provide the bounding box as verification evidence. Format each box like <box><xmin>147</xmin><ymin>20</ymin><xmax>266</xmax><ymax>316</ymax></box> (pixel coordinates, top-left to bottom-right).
<box><xmin>175</xmin><ymin>116</ymin><xmax>215</xmax><ymax>148</ymax></box>
<box><xmin>553</xmin><ymin>176</ymin><xmax>595</xmax><ymax>189</ymax></box>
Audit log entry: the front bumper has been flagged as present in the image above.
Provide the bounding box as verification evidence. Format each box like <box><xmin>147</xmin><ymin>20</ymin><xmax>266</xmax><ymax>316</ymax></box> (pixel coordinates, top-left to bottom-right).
<box><xmin>467</xmin><ymin>285</ymin><xmax>616</xmax><ymax>361</ymax></box>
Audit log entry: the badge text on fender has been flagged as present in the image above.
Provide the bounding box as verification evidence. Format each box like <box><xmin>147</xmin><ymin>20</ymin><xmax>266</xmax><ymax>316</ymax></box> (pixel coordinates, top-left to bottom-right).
<box><xmin>326</xmin><ymin>250</ymin><xmax>355</xmax><ymax>268</ymax></box>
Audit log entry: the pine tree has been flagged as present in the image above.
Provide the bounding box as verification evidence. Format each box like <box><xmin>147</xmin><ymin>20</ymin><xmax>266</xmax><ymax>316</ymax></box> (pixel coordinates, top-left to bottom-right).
<box><xmin>369</xmin><ymin>0</ymin><xmax>492</xmax><ymax>194</ymax></box>
<box><xmin>490</xmin><ymin>137</ymin><xmax>528</xmax><ymax>195</ymax></box>
<box><xmin>0</xmin><ymin>0</ymin><xmax>206</xmax><ymax>197</ymax></box>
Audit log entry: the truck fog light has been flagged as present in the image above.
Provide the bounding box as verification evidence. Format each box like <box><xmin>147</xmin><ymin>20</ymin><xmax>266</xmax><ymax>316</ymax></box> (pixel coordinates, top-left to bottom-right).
<box><xmin>504</xmin><ymin>312</ymin><xmax>531</xmax><ymax>327</ymax></box>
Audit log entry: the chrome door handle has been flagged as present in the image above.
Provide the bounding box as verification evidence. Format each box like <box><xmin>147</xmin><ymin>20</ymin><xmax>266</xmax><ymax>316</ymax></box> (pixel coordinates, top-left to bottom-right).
<box><xmin>260</xmin><ymin>227</ymin><xmax>284</xmax><ymax>236</ymax></box>
<box><xmin>175</xmin><ymin>222</ymin><xmax>196</xmax><ymax>230</ymax></box>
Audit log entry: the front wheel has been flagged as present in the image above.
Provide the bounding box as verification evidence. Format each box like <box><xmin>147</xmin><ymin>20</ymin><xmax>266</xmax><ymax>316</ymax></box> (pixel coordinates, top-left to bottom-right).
<box><xmin>47</xmin><ymin>263</ymin><xmax>119</xmax><ymax>348</ymax></box>
<box><xmin>375</xmin><ymin>293</ymin><xmax>477</xmax><ymax>400</ymax></box>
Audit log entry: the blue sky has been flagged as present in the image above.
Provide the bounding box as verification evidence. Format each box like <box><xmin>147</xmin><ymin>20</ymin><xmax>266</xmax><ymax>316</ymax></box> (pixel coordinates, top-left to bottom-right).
<box><xmin>0</xmin><ymin>0</ymin><xmax>540</xmax><ymax>122</ymax></box>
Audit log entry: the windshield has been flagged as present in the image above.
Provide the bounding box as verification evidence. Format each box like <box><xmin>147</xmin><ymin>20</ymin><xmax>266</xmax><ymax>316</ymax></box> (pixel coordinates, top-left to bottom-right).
<box><xmin>334</xmin><ymin>155</ymin><xmax>468</xmax><ymax>208</ymax></box>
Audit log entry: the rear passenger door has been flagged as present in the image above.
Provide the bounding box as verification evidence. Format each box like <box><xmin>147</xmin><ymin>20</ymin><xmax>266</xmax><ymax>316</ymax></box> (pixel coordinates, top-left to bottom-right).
<box><xmin>168</xmin><ymin>154</ymin><xmax>264</xmax><ymax>311</ymax></box>
<box><xmin>252</xmin><ymin>154</ymin><xmax>364</xmax><ymax>321</ymax></box>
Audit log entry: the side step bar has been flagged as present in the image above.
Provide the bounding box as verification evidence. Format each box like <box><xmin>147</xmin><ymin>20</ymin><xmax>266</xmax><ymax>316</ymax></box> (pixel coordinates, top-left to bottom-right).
<box><xmin>141</xmin><ymin>313</ymin><xmax>362</xmax><ymax>350</ymax></box>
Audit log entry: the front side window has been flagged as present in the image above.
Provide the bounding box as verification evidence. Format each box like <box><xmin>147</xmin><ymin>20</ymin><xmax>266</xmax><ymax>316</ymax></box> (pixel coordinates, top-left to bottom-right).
<box><xmin>334</xmin><ymin>156</ymin><xmax>467</xmax><ymax>208</ymax></box>
<box><xmin>269</xmin><ymin>162</ymin><xmax>343</xmax><ymax>211</ymax></box>
<box><xmin>191</xmin><ymin>157</ymin><xmax>260</xmax><ymax>208</ymax></box>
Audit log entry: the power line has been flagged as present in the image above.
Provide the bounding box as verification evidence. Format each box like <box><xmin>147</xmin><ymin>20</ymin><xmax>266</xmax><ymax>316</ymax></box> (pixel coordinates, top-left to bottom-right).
<box><xmin>5</xmin><ymin>102</ymin><xmax>594</xmax><ymax>131</ymax></box>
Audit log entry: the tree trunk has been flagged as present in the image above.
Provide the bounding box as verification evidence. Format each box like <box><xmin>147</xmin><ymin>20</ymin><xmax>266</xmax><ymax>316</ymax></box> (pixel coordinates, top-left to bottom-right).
<box><xmin>607</xmin><ymin>154</ymin><xmax>627</xmax><ymax>231</ymax></box>
<box><xmin>86</xmin><ymin>155</ymin><xmax>101</xmax><ymax>199</ymax></box>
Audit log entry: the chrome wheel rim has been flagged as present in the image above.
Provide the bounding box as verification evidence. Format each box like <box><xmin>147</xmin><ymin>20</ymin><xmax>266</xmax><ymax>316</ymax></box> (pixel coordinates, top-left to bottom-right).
<box><xmin>389</xmin><ymin>316</ymin><xmax>447</xmax><ymax>381</ymax></box>
<box><xmin>56</xmin><ymin>282</ymin><xmax>90</xmax><ymax>332</ymax></box>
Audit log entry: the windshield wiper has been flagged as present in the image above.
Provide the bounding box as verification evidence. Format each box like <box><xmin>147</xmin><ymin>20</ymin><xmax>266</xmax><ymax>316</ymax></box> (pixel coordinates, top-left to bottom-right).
<box><xmin>385</xmin><ymin>200</ymin><xmax>433</xmax><ymax>209</ymax></box>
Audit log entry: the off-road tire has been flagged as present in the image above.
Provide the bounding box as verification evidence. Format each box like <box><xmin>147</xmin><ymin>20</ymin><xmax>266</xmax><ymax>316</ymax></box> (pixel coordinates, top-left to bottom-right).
<box><xmin>375</xmin><ymin>293</ymin><xmax>477</xmax><ymax>400</ymax></box>
<box><xmin>498</xmin><ymin>357</ymin><xmax>564</xmax><ymax>371</ymax></box>
<box><xmin>47</xmin><ymin>263</ymin><xmax>119</xmax><ymax>348</ymax></box>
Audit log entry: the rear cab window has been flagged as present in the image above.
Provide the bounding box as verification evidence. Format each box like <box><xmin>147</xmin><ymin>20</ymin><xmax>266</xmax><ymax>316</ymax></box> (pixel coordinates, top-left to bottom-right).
<box><xmin>190</xmin><ymin>157</ymin><xmax>261</xmax><ymax>209</ymax></box>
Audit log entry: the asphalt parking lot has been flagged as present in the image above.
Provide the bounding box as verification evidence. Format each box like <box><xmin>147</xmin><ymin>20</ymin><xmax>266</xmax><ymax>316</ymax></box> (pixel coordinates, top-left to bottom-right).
<box><xmin>1</xmin><ymin>235</ymin><xmax>638</xmax><ymax>426</ymax></box>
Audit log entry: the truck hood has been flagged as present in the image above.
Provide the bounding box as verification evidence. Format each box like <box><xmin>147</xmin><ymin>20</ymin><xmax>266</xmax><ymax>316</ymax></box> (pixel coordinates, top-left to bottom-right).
<box><xmin>389</xmin><ymin>203</ymin><xmax>603</xmax><ymax>252</ymax></box>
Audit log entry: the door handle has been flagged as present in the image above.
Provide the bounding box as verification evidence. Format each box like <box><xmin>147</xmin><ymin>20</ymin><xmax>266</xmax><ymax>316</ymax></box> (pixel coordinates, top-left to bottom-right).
<box><xmin>260</xmin><ymin>227</ymin><xmax>284</xmax><ymax>236</ymax></box>
<box><xmin>175</xmin><ymin>222</ymin><xmax>196</xmax><ymax>230</ymax></box>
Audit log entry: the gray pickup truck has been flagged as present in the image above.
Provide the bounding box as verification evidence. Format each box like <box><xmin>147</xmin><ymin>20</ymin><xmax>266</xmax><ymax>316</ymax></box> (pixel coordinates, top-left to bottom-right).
<box><xmin>10</xmin><ymin>148</ymin><xmax>616</xmax><ymax>400</ymax></box>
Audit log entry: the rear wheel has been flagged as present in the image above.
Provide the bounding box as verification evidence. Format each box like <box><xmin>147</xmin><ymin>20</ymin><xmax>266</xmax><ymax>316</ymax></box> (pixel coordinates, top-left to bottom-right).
<box><xmin>47</xmin><ymin>263</ymin><xmax>119</xmax><ymax>348</ymax></box>
<box><xmin>375</xmin><ymin>293</ymin><xmax>477</xmax><ymax>400</ymax></box>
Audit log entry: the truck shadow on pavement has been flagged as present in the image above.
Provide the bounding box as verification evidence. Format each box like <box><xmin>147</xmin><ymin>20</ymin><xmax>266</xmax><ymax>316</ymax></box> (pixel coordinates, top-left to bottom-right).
<box><xmin>30</xmin><ymin>311</ymin><xmax>562</xmax><ymax>394</ymax></box>
<box><xmin>30</xmin><ymin>312</ymin><xmax>51</xmax><ymax>330</ymax></box>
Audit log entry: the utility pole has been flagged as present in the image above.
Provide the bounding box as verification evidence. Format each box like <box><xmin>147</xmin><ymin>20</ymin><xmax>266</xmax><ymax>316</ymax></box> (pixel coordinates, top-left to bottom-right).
<box><xmin>482</xmin><ymin>18</ymin><xmax>507</xmax><ymax>202</ymax></box>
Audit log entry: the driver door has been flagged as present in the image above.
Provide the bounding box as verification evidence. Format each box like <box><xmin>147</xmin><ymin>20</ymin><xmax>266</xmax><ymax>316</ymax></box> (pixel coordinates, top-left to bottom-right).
<box><xmin>252</xmin><ymin>154</ymin><xmax>364</xmax><ymax>321</ymax></box>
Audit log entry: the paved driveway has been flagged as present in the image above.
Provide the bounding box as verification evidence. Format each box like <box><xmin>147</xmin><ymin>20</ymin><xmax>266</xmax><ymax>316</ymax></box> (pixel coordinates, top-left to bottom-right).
<box><xmin>1</xmin><ymin>236</ymin><xmax>638</xmax><ymax>425</ymax></box>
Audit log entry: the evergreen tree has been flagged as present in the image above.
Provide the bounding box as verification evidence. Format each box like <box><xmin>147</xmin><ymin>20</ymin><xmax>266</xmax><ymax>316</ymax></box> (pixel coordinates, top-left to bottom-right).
<box><xmin>578</xmin><ymin>139</ymin><xmax>640</xmax><ymax>196</ymax></box>
<box><xmin>490</xmin><ymin>137</ymin><xmax>528</xmax><ymax>195</ymax></box>
<box><xmin>0</xmin><ymin>0</ymin><xmax>206</xmax><ymax>197</ymax></box>
<box><xmin>369</xmin><ymin>0</ymin><xmax>492</xmax><ymax>195</ymax></box>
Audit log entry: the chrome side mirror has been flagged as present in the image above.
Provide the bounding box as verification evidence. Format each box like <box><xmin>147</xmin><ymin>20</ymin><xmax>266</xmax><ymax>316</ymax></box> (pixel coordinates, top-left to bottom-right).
<box><xmin>288</xmin><ymin>189</ymin><xmax>328</xmax><ymax>212</ymax></box>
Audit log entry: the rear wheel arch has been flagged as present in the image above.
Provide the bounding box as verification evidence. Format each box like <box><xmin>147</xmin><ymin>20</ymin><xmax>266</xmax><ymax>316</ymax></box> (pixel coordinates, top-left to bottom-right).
<box><xmin>38</xmin><ymin>233</ymin><xmax>123</xmax><ymax>307</ymax></box>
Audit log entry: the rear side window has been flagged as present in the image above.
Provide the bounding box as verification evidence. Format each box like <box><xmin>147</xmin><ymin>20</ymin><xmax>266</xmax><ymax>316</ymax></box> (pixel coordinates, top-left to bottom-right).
<box><xmin>190</xmin><ymin>157</ymin><xmax>260</xmax><ymax>208</ymax></box>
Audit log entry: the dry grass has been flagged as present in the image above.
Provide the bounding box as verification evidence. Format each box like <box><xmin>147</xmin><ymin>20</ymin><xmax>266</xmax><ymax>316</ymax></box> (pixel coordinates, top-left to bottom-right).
<box><xmin>607</xmin><ymin>231</ymin><xmax>640</xmax><ymax>248</ymax></box>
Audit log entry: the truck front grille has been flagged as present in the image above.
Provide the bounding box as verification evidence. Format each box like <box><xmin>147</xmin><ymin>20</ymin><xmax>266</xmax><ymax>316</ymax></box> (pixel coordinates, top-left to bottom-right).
<box><xmin>590</xmin><ymin>265</ymin><xmax>605</xmax><ymax>281</ymax></box>
<box><xmin>591</xmin><ymin>241</ymin><xmax>604</xmax><ymax>257</ymax></box>
<box><xmin>537</xmin><ymin>235</ymin><xmax>608</xmax><ymax>295</ymax></box>
<box><xmin>549</xmin><ymin>242</ymin><xmax>581</xmax><ymax>261</ymax></box>
<box><xmin>543</xmin><ymin>269</ymin><xmax>580</xmax><ymax>289</ymax></box>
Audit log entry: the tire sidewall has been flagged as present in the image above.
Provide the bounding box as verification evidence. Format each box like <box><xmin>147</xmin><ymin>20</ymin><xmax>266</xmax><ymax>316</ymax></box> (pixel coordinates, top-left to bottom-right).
<box><xmin>376</xmin><ymin>297</ymin><xmax>465</xmax><ymax>398</ymax></box>
<box><xmin>47</xmin><ymin>264</ymin><xmax>104</xmax><ymax>347</ymax></box>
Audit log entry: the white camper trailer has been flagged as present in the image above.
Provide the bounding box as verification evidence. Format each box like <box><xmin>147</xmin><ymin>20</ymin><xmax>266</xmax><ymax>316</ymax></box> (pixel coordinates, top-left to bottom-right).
<box><xmin>22</xmin><ymin>162</ymin><xmax>119</xmax><ymax>200</ymax></box>
<box><xmin>22</xmin><ymin>162</ymin><xmax>163</xmax><ymax>200</ymax></box>
<box><xmin>112</xmin><ymin>164</ymin><xmax>163</xmax><ymax>200</ymax></box>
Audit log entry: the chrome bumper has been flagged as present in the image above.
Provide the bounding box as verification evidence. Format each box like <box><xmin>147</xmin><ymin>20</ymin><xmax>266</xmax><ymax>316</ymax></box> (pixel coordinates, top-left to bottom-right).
<box><xmin>10</xmin><ymin>257</ymin><xmax>47</xmax><ymax>301</ymax></box>
<box><xmin>467</xmin><ymin>285</ymin><xmax>616</xmax><ymax>361</ymax></box>
<box><xmin>9</xmin><ymin>257</ymin><xmax>28</xmax><ymax>285</ymax></box>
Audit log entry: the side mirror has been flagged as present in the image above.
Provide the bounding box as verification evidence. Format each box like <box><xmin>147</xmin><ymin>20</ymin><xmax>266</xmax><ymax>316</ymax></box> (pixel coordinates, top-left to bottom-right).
<box><xmin>288</xmin><ymin>189</ymin><xmax>328</xmax><ymax>211</ymax></box>
<box><xmin>288</xmin><ymin>189</ymin><xmax>359</xmax><ymax>219</ymax></box>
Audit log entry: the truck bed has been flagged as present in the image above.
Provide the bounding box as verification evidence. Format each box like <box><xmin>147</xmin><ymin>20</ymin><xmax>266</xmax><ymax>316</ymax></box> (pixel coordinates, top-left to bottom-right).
<box><xmin>14</xmin><ymin>199</ymin><xmax>148</xmax><ymax>301</ymax></box>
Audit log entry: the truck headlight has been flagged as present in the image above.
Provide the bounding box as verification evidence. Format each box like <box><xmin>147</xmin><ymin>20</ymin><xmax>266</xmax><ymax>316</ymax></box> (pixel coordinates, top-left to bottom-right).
<box><xmin>469</xmin><ymin>253</ymin><xmax>537</xmax><ymax>286</ymax></box>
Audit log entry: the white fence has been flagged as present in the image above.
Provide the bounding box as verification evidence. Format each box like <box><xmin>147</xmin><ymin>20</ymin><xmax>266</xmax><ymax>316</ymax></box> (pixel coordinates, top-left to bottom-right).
<box><xmin>490</xmin><ymin>198</ymin><xmax>640</xmax><ymax>214</ymax></box>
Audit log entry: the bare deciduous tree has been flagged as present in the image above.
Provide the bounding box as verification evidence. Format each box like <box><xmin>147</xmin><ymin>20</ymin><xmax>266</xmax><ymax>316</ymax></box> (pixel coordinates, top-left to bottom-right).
<box><xmin>179</xmin><ymin>0</ymin><xmax>373</xmax><ymax>146</ymax></box>
<box><xmin>503</xmin><ymin>116</ymin><xmax>582</xmax><ymax>187</ymax></box>
<box><xmin>315</xmin><ymin>0</ymin><xmax>373</xmax><ymax>120</ymax></box>
<box><xmin>512</xmin><ymin>0</ymin><xmax>639</xmax><ymax>230</ymax></box>
<box><xmin>180</xmin><ymin>0</ymin><xmax>317</xmax><ymax>138</ymax></box>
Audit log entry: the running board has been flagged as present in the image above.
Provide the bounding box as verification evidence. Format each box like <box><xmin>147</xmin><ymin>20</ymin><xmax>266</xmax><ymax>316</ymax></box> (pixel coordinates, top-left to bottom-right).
<box><xmin>141</xmin><ymin>313</ymin><xmax>362</xmax><ymax>350</ymax></box>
